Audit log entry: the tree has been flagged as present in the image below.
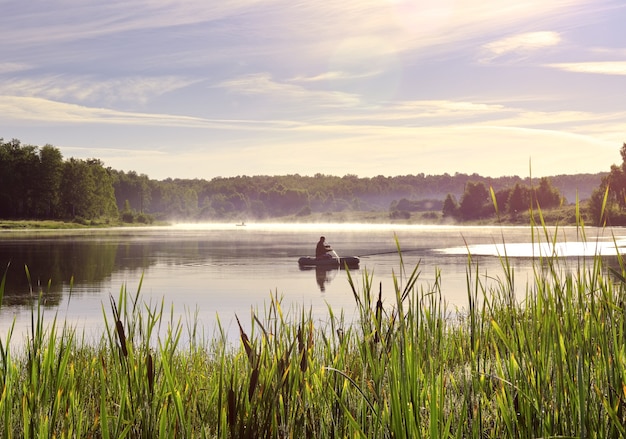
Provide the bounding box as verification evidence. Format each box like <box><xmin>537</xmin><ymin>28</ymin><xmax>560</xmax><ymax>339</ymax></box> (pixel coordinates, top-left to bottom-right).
<box><xmin>152</xmin><ymin>181</ymin><xmax>199</xmax><ymax>218</ymax></box>
<box><xmin>588</xmin><ymin>186</ymin><xmax>610</xmax><ymax>226</ymax></box>
<box><xmin>0</xmin><ymin>139</ymin><xmax>40</xmax><ymax>217</ymax></box>
<box><xmin>588</xmin><ymin>143</ymin><xmax>626</xmax><ymax>225</ymax></box>
<box><xmin>59</xmin><ymin>158</ymin><xmax>117</xmax><ymax>220</ymax></box>
<box><xmin>34</xmin><ymin>145</ymin><xmax>64</xmax><ymax>218</ymax></box>
<box><xmin>60</xmin><ymin>158</ymin><xmax>95</xmax><ymax>218</ymax></box>
<box><xmin>458</xmin><ymin>181</ymin><xmax>490</xmax><ymax>220</ymax></box>
<box><xmin>112</xmin><ymin>170</ymin><xmax>151</xmax><ymax>213</ymax></box>
<box><xmin>120</xmin><ymin>200</ymin><xmax>135</xmax><ymax>223</ymax></box>
<box><xmin>442</xmin><ymin>194</ymin><xmax>459</xmax><ymax>218</ymax></box>
<box><xmin>508</xmin><ymin>183</ymin><xmax>531</xmax><ymax>215</ymax></box>
<box><xmin>87</xmin><ymin>159</ymin><xmax>118</xmax><ymax>218</ymax></box>
<box><xmin>534</xmin><ymin>177</ymin><xmax>562</xmax><ymax>209</ymax></box>
<box><xmin>493</xmin><ymin>188</ymin><xmax>512</xmax><ymax>216</ymax></box>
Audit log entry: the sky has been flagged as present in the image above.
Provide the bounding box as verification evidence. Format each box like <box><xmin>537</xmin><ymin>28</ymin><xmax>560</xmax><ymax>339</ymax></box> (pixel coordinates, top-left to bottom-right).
<box><xmin>1</xmin><ymin>0</ymin><xmax>625</xmax><ymax>180</ymax></box>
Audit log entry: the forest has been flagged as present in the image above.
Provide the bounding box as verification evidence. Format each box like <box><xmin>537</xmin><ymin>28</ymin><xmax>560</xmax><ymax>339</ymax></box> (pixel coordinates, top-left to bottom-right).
<box><xmin>1</xmin><ymin>137</ymin><xmax>620</xmax><ymax>225</ymax></box>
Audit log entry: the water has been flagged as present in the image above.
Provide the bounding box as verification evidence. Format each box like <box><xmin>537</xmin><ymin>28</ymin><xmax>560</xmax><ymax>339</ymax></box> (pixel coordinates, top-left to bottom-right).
<box><xmin>0</xmin><ymin>223</ymin><xmax>624</xmax><ymax>343</ymax></box>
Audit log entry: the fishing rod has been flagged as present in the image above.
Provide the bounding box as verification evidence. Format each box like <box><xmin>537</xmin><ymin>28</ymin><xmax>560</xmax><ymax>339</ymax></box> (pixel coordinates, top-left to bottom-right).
<box><xmin>357</xmin><ymin>248</ymin><xmax>423</xmax><ymax>257</ymax></box>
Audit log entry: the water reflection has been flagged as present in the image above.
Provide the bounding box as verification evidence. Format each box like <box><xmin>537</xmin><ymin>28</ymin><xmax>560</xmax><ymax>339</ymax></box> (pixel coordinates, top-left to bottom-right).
<box><xmin>439</xmin><ymin>241</ymin><xmax>626</xmax><ymax>258</ymax></box>
<box><xmin>297</xmin><ymin>265</ymin><xmax>338</xmax><ymax>292</ymax></box>
<box><xmin>0</xmin><ymin>238</ymin><xmax>122</xmax><ymax>306</ymax></box>
<box><xmin>316</xmin><ymin>267</ymin><xmax>336</xmax><ymax>292</ymax></box>
<box><xmin>316</xmin><ymin>267</ymin><xmax>337</xmax><ymax>292</ymax></box>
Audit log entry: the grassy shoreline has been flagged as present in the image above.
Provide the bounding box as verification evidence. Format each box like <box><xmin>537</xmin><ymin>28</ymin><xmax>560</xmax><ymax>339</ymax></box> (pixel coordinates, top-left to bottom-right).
<box><xmin>0</xmin><ymin>219</ymin><xmax>172</xmax><ymax>230</ymax></box>
<box><xmin>1</xmin><ymin>219</ymin><xmax>626</xmax><ymax>437</ymax></box>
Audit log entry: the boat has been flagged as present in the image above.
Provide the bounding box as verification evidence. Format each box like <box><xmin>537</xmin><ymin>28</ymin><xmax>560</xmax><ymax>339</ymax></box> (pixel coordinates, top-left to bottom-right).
<box><xmin>298</xmin><ymin>250</ymin><xmax>360</xmax><ymax>269</ymax></box>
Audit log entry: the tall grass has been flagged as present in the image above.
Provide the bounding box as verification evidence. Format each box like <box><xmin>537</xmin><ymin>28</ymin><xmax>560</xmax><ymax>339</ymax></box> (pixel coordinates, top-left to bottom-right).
<box><xmin>2</xmin><ymin>217</ymin><xmax>626</xmax><ymax>437</ymax></box>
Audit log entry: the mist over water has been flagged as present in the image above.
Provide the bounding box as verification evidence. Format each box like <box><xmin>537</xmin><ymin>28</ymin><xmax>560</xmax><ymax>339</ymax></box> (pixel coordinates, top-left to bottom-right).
<box><xmin>0</xmin><ymin>223</ymin><xmax>623</xmax><ymax>343</ymax></box>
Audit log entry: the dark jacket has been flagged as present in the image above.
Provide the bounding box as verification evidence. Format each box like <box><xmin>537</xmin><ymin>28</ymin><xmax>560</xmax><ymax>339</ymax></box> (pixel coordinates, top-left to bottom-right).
<box><xmin>316</xmin><ymin>239</ymin><xmax>331</xmax><ymax>257</ymax></box>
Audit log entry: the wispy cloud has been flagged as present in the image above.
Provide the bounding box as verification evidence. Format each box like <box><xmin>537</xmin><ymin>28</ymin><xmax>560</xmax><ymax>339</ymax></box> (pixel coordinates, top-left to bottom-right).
<box><xmin>547</xmin><ymin>61</ymin><xmax>626</xmax><ymax>75</ymax></box>
<box><xmin>3</xmin><ymin>88</ymin><xmax>622</xmax><ymax>141</ymax></box>
<box><xmin>386</xmin><ymin>100</ymin><xmax>507</xmax><ymax>119</ymax></box>
<box><xmin>1</xmin><ymin>1</ymin><xmax>263</xmax><ymax>46</ymax></box>
<box><xmin>1</xmin><ymin>1</ymin><xmax>589</xmax><ymax>66</ymax></box>
<box><xmin>0</xmin><ymin>75</ymin><xmax>198</xmax><ymax>106</ymax></box>
<box><xmin>0</xmin><ymin>62</ymin><xmax>32</xmax><ymax>74</ymax></box>
<box><xmin>0</xmin><ymin>95</ymin><xmax>293</xmax><ymax>129</ymax></box>
<box><xmin>0</xmin><ymin>96</ymin><xmax>199</xmax><ymax>125</ymax></box>
<box><xmin>290</xmin><ymin>70</ymin><xmax>381</xmax><ymax>82</ymax></box>
<box><xmin>216</xmin><ymin>73</ymin><xmax>362</xmax><ymax>107</ymax></box>
<box><xmin>481</xmin><ymin>31</ymin><xmax>562</xmax><ymax>62</ymax></box>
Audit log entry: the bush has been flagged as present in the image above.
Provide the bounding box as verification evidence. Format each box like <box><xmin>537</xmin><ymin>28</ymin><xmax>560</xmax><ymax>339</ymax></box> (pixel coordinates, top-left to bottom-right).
<box><xmin>121</xmin><ymin>211</ymin><xmax>134</xmax><ymax>223</ymax></box>
<box><xmin>72</xmin><ymin>216</ymin><xmax>90</xmax><ymax>225</ymax></box>
<box><xmin>389</xmin><ymin>210</ymin><xmax>410</xmax><ymax>219</ymax></box>
<box><xmin>135</xmin><ymin>213</ymin><xmax>153</xmax><ymax>224</ymax></box>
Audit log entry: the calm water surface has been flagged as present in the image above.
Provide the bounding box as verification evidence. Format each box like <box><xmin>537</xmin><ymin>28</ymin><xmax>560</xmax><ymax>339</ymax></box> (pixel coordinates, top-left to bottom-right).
<box><xmin>1</xmin><ymin>223</ymin><xmax>624</xmax><ymax>343</ymax></box>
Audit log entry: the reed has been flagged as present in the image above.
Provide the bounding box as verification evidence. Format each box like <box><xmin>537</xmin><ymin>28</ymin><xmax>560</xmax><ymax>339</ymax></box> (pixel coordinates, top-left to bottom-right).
<box><xmin>1</xmin><ymin>210</ymin><xmax>626</xmax><ymax>437</ymax></box>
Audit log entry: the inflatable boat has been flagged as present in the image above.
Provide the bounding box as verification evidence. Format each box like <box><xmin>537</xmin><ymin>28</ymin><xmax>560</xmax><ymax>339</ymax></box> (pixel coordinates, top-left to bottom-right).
<box><xmin>297</xmin><ymin>250</ymin><xmax>360</xmax><ymax>269</ymax></box>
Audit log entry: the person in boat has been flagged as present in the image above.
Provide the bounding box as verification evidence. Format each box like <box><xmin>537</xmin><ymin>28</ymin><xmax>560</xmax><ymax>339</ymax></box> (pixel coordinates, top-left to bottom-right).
<box><xmin>316</xmin><ymin>236</ymin><xmax>333</xmax><ymax>259</ymax></box>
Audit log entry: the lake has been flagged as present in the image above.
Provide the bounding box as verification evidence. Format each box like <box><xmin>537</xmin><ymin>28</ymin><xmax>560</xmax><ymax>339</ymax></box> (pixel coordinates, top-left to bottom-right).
<box><xmin>1</xmin><ymin>223</ymin><xmax>624</xmax><ymax>343</ymax></box>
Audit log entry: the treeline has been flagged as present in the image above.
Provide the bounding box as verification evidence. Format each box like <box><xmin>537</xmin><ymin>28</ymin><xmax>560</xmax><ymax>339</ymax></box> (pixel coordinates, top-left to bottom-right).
<box><xmin>0</xmin><ymin>137</ymin><xmax>614</xmax><ymax>225</ymax></box>
<box><xmin>440</xmin><ymin>178</ymin><xmax>562</xmax><ymax>221</ymax></box>
<box><xmin>0</xmin><ymin>139</ymin><xmax>117</xmax><ymax>221</ymax></box>
<box><xmin>114</xmin><ymin>172</ymin><xmax>602</xmax><ymax>222</ymax></box>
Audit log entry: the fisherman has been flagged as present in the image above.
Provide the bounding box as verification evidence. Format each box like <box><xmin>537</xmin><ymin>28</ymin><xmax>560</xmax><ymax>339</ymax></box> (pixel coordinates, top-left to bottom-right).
<box><xmin>315</xmin><ymin>236</ymin><xmax>332</xmax><ymax>259</ymax></box>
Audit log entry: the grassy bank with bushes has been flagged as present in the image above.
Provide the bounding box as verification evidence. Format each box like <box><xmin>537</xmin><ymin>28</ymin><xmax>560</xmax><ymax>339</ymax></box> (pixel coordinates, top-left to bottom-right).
<box><xmin>0</xmin><ymin>202</ymin><xmax>585</xmax><ymax>229</ymax></box>
<box><xmin>0</xmin><ymin>219</ymin><xmax>105</xmax><ymax>229</ymax></box>
<box><xmin>0</xmin><ymin>218</ymin><xmax>168</xmax><ymax>230</ymax></box>
<box><xmin>1</xmin><ymin>220</ymin><xmax>626</xmax><ymax>437</ymax></box>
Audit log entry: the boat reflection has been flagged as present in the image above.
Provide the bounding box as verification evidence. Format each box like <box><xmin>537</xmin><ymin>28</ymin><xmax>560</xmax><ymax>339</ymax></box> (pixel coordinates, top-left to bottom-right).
<box><xmin>299</xmin><ymin>265</ymin><xmax>337</xmax><ymax>292</ymax></box>
<box><xmin>315</xmin><ymin>266</ymin><xmax>337</xmax><ymax>292</ymax></box>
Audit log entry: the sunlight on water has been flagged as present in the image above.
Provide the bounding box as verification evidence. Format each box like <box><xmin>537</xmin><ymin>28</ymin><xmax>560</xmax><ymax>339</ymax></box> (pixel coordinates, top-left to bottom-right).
<box><xmin>439</xmin><ymin>239</ymin><xmax>626</xmax><ymax>258</ymax></box>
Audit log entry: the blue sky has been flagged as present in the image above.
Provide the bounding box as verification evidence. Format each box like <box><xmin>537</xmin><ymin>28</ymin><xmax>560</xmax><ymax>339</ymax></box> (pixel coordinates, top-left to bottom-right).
<box><xmin>1</xmin><ymin>0</ymin><xmax>625</xmax><ymax>180</ymax></box>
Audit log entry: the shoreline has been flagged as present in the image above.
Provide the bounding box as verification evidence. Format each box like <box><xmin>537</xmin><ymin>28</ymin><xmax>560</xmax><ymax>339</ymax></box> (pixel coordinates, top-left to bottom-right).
<box><xmin>0</xmin><ymin>204</ymin><xmax>583</xmax><ymax>230</ymax></box>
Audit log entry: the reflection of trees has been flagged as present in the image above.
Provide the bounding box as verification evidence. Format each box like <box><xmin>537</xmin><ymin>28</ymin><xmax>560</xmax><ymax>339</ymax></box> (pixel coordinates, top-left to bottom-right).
<box><xmin>0</xmin><ymin>239</ymin><xmax>121</xmax><ymax>306</ymax></box>
<box><xmin>0</xmin><ymin>237</ymin><xmax>220</xmax><ymax>307</ymax></box>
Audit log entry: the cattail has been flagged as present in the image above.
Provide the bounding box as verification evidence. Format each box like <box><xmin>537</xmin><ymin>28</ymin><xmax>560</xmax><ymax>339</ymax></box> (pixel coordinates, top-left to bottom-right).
<box><xmin>298</xmin><ymin>328</ymin><xmax>307</xmax><ymax>373</ymax></box>
<box><xmin>297</xmin><ymin>327</ymin><xmax>304</xmax><ymax>354</ymax></box>
<box><xmin>337</xmin><ymin>328</ymin><xmax>344</xmax><ymax>344</ymax></box>
<box><xmin>227</xmin><ymin>387</ymin><xmax>237</xmax><ymax>427</ymax></box>
<box><xmin>146</xmin><ymin>352</ymin><xmax>154</xmax><ymax>395</ymax></box>
<box><xmin>375</xmin><ymin>283</ymin><xmax>383</xmax><ymax>322</ymax></box>
<box><xmin>248</xmin><ymin>367</ymin><xmax>259</xmax><ymax>402</ymax></box>
<box><xmin>307</xmin><ymin>322</ymin><xmax>314</xmax><ymax>349</ymax></box>
<box><xmin>374</xmin><ymin>283</ymin><xmax>383</xmax><ymax>343</ymax></box>
<box><xmin>298</xmin><ymin>325</ymin><xmax>312</xmax><ymax>373</ymax></box>
<box><xmin>300</xmin><ymin>347</ymin><xmax>308</xmax><ymax>373</ymax></box>
<box><xmin>235</xmin><ymin>315</ymin><xmax>254</xmax><ymax>364</ymax></box>
<box><xmin>115</xmin><ymin>319</ymin><xmax>128</xmax><ymax>357</ymax></box>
